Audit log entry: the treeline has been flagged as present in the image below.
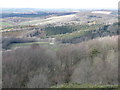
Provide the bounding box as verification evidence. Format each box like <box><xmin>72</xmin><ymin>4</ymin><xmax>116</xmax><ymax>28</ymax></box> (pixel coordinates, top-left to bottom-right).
<box><xmin>61</xmin><ymin>24</ymin><xmax>119</xmax><ymax>43</ymax></box>
<box><xmin>2</xmin><ymin>36</ymin><xmax>118</xmax><ymax>88</ymax></box>
<box><xmin>45</xmin><ymin>26</ymin><xmax>77</xmax><ymax>36</ymax></box>
<box><xmin>1</xmin><ymin>12</ymin><xmax>76</xmax><ymax>18</ymax></box>
<box><xmin>1</xmin><ymin>12</ymin><xmax>55</xmax><ymax>18</ymax></box>
<box><xmin>45</xmin><ymin>25</ymin><xmax>96</xmax><ymax>36</ymax></box>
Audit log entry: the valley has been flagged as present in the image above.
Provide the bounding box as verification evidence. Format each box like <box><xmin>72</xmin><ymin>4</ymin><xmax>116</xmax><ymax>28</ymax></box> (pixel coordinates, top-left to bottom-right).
<box><xmin>1</xmin><ymin>8</ymin><xmax>119</xmax><ymax>88</ymax></box>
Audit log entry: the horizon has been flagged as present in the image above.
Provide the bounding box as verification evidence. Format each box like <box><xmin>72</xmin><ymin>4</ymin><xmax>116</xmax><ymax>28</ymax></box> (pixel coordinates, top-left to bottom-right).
<box><xmin>0</xmin><ymin>0</ymin><xmax>119</xmax><ymax>9</ymax></box>
<box><xmin>1</xmin><ymin>8</ymin><xmax>118</xmax><ymax>11</ymax></box>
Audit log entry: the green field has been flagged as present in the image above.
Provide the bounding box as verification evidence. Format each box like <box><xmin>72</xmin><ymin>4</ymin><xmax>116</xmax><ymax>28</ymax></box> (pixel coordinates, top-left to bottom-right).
<box><xmin>0</xmin><ymin>22</ymin><xmax>13</xmax><ymax>26</ymax></box>
<box><xmin>10</xmin><ymin>42</ymin><xmax>49</xmax><ymax>48</ymax></box>
<box><xmin>19</xmin><ymin>19</ymin><xmax>43</xmax><ymax>25</ymax></box>
<box><xmin>9</xmin><ymin>41</ymin><xmax>60</xmax><ymax>51</ymax></box>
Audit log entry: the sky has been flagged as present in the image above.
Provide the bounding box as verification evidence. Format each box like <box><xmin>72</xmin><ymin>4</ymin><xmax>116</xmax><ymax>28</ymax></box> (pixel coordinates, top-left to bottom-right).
<box><xmin>0</xmin><ymin>0</ymin><xmax>119</xmax><ymax>9</ymax></box>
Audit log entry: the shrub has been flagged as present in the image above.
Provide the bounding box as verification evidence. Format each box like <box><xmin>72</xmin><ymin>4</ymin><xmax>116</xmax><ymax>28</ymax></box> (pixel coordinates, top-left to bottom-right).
<box><xmin>2</xmin><ymin>44</ymin><xmax>56</xmax><ymax>88</ymax></box>
<box><xmin>27</xmin><ymin>74</ymin><xmax>50</xmax><ymax>88</ymax></box>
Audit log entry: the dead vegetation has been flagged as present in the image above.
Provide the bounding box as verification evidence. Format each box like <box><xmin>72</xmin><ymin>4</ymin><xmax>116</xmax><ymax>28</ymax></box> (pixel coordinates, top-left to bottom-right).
<box><xmin>2</xmin><ymin>35</ymin><xmax>118</xmax><ymax>88</ymax></box>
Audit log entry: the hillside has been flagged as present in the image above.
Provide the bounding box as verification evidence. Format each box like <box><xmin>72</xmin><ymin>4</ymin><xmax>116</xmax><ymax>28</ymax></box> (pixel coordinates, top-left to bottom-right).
<box><xmin>1</xmin><ymin>9</ymin><xmax>119</xmax><ymax>88</ymax></box>
<box><xmin>2</xmin><ymin>35</ymin><xmax>118</xmax><ymax>88</ymax></box>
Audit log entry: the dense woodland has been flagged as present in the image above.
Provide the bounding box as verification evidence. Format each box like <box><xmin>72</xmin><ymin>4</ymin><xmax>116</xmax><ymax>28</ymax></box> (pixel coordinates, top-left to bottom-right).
<box><xmin>3</xmin><ymin>36</ymin><xmax>118</xmax><ymax>88</ymax></box>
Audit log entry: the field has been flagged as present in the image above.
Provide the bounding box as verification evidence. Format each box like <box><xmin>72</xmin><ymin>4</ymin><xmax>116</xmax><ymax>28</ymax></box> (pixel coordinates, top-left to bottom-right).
<box><xmin>9</xmin><ymin>42</ymin><xmax>49</xmax><ymax>47</ymax></box>
<box><xmin>0</xmin><ymin>22</ymin><xmax>13</xmax><ymax>26</ymax></box>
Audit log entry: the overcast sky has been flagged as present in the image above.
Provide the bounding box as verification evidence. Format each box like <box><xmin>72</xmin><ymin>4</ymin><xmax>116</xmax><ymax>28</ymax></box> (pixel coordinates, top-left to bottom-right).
<box><xmin>0</xmin><ymin>0</ymin><xmax>119</xmax><ymax>9</ymax></box>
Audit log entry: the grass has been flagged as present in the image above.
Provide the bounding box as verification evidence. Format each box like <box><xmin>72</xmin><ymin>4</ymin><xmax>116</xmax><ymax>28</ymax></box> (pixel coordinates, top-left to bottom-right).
<box><xmin>0</xmin><ymin>22</ymin><xmax>13</xmax><ymax>26</ymax></box>
<box><xmin>19</xmin><ymin>19</ymin><xmax>43</xmax><ymax>25</ymax></box>
<box><xmin>19</xmin><ymin>17</ymin><xmax>53</xmax><ymax>25</ymax></box>
<box><xmin>51</xmin><ymin>83</ymin><xmax>118</xmax><ymax>88</ymax></box>
<box><xmin>9</xmin><ymin>41</ymin><xmax>60</xmax><ymax>51</ymax></box>
<box><xmin>2</xmin><ymin>30</ymin><xmax>24</xmax><ymax>37</ymax></box>
<box><xmin>9</xmin><ymin>42</ymin><xmax>49</xmax><ymax>48</ymax></box>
